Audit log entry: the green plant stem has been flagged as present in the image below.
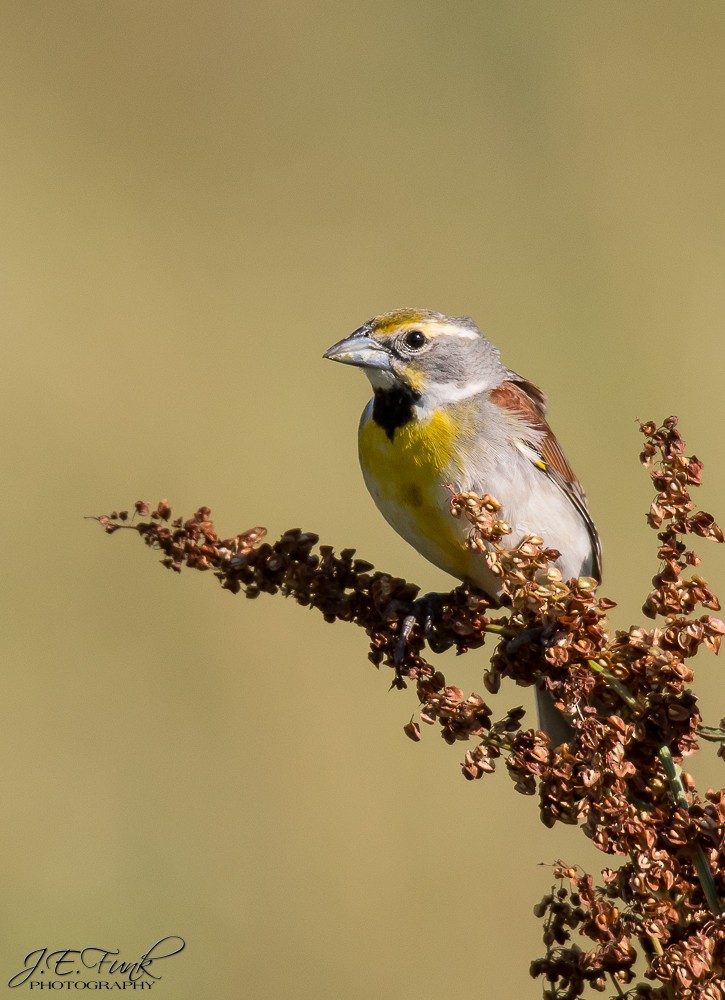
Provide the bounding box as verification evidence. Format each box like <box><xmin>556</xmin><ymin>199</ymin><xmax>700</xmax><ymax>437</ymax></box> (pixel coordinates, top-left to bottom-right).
<box><xmin>640</xmin><ymin>918</ymin><xmax>676</xmax><ymax>1000</ymax></box>
<box><xmin>697</xmin><ymin>724</ymin><xmax>725</xmax><ymax>742</ymax></box>
<box><xmin>657</xmin><ymin>744</ymin><xmax>722</xmax><ymax>916</ymax></box>
<box><xmin>482</xmin><ymin>622</ymin><xmax>514</xmax><ymax>638</ymax></box>
<box><xmin>586</xmin><ymin>659</ymin><xmax>638</xmax><ymax>709</ymax></box>
<box><xmin>609</xmin><ymin>973</ymin><xmax>626</xmax><ymax>997</ymax></box>
<box><xmin>587</xmin><ymin>660</ymin><xmax>722</xmax><ymax>916</ymax></box>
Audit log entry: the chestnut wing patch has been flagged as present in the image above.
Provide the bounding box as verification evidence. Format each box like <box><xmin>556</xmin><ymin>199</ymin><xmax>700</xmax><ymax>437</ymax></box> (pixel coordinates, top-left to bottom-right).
<box><xmin>489</xmin><ymin>379</ymin><xmax>602</xmax><ymax>581</ymax></box>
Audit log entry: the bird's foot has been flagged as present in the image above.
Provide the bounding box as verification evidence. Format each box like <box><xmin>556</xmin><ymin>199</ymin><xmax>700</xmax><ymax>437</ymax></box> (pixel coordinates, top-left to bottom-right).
<box><xmin>394</xmin><ymin>591</ymin><xmax>453</xmax><ymax>665</ymax></box>
<box><xmin>505</xmin><ymin>622</ymin><xmax>557</xmax><ymax>656</ymax></box>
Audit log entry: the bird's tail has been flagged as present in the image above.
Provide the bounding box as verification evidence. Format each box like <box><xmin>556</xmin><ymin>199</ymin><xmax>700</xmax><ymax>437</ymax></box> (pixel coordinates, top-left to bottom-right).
<box><xmin>535</xmin><ymin>687</ymin><xmax>573</xmax><ymax>748</ymax></box>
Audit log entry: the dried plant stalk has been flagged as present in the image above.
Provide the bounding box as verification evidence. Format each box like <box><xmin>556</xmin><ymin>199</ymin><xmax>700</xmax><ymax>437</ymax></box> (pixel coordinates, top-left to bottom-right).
<box><xmin>94</xmin><ymin>418</ymin><xmax>725</xmax><ymax>999</ymax></box>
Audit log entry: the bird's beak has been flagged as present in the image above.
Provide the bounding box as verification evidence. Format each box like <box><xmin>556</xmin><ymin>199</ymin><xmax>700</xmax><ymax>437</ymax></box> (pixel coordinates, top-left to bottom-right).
<box><xmin>323</xmin><ymin>330</ymin><xmax>392</xmax><ymax>371</ymax></box>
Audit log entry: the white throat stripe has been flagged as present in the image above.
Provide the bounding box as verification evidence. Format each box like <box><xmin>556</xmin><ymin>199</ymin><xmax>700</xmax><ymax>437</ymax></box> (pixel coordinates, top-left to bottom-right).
<box><xmin>414</xmin><ymin>380</ymin><xmax>490</xmax><ymax>414</ymax></box>
<box><xmin>429</xmin><ymin>379</ymin><xmax>489</xmax><ymax>402</ymax></box>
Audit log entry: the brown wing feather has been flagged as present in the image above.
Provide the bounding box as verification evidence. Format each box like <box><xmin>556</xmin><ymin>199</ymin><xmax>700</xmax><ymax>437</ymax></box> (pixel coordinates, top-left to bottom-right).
<box><xmin>489</xmin><ymin>378</ymin><xmax>602</xmax><ymax>581</ymax></box>
<box><xmin>490</xmin><ymin>380</ymin><xmax>577</xmax><ymax>483</ymax></box>
<box><xmin>506</xmin><ymin>376</ymin><xmax>548</xmax><ymax>419</ymax></box>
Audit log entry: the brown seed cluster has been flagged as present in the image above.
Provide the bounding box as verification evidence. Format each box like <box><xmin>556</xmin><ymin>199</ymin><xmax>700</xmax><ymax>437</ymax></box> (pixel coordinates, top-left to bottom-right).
<box><xmin>96</xmin><ymin>417</ymin><xmax>725</xmax><ymax>998</ymax></box>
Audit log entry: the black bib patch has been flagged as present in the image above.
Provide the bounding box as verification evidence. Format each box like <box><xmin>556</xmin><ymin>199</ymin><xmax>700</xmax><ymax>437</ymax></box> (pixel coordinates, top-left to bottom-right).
<box><xmin>372</xmin><ymin>386</ymin><xmax>420</xmax><ymax>441</ymax></box>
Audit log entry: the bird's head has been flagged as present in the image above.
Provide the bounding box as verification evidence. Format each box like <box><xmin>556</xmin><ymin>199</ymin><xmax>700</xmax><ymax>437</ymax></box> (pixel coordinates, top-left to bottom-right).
<box><xmin>324</xmin><ymin>308</ymin><xmax>503</xmax><ymax>404</ymax></box>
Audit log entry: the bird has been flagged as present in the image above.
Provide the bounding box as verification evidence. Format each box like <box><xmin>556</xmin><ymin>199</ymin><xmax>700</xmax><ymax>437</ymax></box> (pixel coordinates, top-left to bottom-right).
<box><xmin>323</xmin><ymin>308</ymin><xmax>601</xmax><ymax>745</ymax></box>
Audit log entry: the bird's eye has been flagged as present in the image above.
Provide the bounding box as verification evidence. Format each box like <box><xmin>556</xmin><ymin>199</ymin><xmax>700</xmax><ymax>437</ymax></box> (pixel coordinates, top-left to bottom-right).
<box><xmin>403</xmin><ymin>329</ymin><xmax>427</xmax><ymax>350</ymax></box>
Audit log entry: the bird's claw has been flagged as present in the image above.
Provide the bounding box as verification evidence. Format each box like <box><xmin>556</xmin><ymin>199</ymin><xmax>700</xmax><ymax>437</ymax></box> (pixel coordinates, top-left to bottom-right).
<box><xmin>394</xmin><ymin>613</ymin><xmax>416</xmax><ymax>666</ymax></box>
<box><xmin>505</xmin><ymin>622</ymin><xmax>557</xmax><ymax>656</ymax></box>
<box><xmin>394</xmin><ymin>592</ymin><xmax>453</xmax><ymax>666</ymax></box>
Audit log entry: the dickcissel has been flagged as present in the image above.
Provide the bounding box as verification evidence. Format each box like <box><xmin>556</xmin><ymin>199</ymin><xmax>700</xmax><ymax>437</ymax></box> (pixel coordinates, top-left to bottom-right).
<box><xmin>324</xmin><ymin>308</ymin><xmax>601</xmax><ymax>743</ymax></box>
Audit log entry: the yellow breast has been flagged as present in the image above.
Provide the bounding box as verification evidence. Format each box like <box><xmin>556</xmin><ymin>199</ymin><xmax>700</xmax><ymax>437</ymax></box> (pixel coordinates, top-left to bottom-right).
<box><xmin>358</xmin><ymin>407</ymin><xmax>472</xmax><ymax>579</ymax></box>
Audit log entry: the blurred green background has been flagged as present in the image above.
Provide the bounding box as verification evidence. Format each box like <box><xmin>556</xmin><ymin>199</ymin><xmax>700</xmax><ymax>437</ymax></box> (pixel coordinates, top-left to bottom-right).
<box><xmin>3</xmin><ymin>3</ymin><xmax>725</xmax><ymax>997</ymax></box>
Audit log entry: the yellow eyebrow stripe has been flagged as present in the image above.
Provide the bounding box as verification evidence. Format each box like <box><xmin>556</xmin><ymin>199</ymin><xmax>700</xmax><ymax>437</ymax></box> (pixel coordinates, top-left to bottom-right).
<box><xmin>372</xmin><ymin>310</ymin><xmax>431</xmax><ymax>335</ymax></box>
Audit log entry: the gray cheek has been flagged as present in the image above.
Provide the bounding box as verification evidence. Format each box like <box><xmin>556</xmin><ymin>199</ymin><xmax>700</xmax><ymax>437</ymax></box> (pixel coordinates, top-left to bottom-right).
<box><xmin>427</xmin><ymin>339</ymin><xmax>490</xmax><ymax>387</ymax></box>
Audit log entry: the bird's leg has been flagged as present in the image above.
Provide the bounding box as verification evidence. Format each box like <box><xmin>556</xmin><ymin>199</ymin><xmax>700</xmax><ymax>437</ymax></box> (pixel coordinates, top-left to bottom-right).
<box><xmin>504</xmin><ymin>623</ymin><xmax>573</xmax><ymax>745</ymax></box>
<box><xmin>504</xmin><ymin>622</ymin><xmax>557</xmax><ymax>656</ymax></box>
<box><xmin>394</xmin><ymin>591</ymin><xmax>453</xmax><ymax>665</ymax></box>
<box><xmin>394</xmin><ymin>614</ymin><xmax>416</xmax><ymax>665</ymax></box>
